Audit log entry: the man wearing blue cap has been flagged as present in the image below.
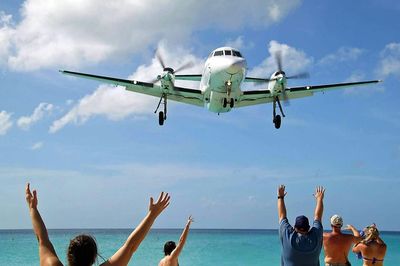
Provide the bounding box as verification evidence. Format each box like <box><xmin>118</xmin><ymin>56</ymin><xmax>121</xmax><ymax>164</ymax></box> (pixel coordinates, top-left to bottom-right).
<box><xmin>277</xmin><ymin>185</ymin><xmax>325</xmax><ymax>266</ymax></box>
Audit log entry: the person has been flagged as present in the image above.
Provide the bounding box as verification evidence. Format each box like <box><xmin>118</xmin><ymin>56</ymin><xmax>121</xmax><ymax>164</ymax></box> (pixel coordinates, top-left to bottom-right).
<box><xmin>25</xmin><ymin>183</ymin><xmax>170</xmax><ymax>266</ymax></box>
<box><xmin>277</xmin><ymin>184</ymin><xmax>325</xmax><ymax>266</ymax></box>
<box><xmin>323</xmin><ymin>214</ymin><xmax>362</xmax><ymax>266</ymax></box>
<box><xmin>158</xmin><ymin>215</ymin><xmax>194</xmax><ymax>266</ymax></box>
<box><xmin>352</xmin><ymin>224</ymin><xmax>386</xmax><ymax>266</ymax></box>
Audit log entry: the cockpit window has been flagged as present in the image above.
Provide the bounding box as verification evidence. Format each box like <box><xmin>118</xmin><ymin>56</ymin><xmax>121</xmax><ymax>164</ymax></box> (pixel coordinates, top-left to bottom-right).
<box><xmin>214</xmin><ymin>51</ymin><xmax>223</xmax><ymax>56</ymax></box>
<box><xmin>232</xmin><ymin>50</ymin><xmax>242</xmax><ymax>57</ymax></box>
<box><xmin>224</xmin><ymin>50</ymin><xmax>232</xmax><ymax>56</ymax></box>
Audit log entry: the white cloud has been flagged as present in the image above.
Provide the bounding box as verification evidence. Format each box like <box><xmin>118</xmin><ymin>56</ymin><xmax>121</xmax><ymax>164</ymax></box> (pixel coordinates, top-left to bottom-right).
<box><xmin>17</xmin><ymin>102</ymin><xmax>53</xmax><ymax>130</ymax></box>
<box><xmin>50</xmin><ymin>42</ymin><xmax>204</xmax><ymax>133</ymax></box>
<box><xmin>0</xmin><ymin>0</ymin><xmax>301</xmax><ymax>71</ymax></box>
<box><xmin>248</xmin><ymin>40</ymin><xmax>312</xmax><ymax>78</ymax></box>
<box><xmin>377</xmin><ymin>42</ymin><xmax>400</xmax><ymax>78</ymax></box>
<box><xmin>224</xmin><ymin>36</ymin><xmax>254</xmax><ymax>50</ymax></box>
<box><xmin>0</xmin><ymin>110</ymin><xmax>13</xmax><ymax>135</ymax></box>
<box><xmin>30</xmin><ymin>141</ymin><xmax>43</xmax><ymax>150</ymax></box>
<box><xmin>0</xmin><ymin>12</ymin><xmax>15</xmax><ymax>65</ymax></box>
<box><xmin>318</xmin><ymin>47</ymin><xmax>364</xmax><ymax>65</ymax></box>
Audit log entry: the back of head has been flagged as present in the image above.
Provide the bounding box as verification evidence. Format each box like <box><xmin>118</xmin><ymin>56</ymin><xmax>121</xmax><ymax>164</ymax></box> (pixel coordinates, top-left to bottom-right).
<box><xmin>363</xmin><ymin>225</ymin><xmax>380</xmax><ymax>243</ymax></box>
<box><xmin>67</xmin><ymin>234</ymin><xmax>97</xmax><ymax>266</ymax></box>
<box><xmin>164</xmin><ymin>241</ymin><xmax>176</xmax><ymax>256</ymax></box>
<box><xmin>295</xmin><ymin>215</ymin><xmax>310</xmax><ymax>232</ymax></box>
<box><xmin>330</xmin><ymin>214</ymin><xmax>343</xmax><ymax>228</ymax></box>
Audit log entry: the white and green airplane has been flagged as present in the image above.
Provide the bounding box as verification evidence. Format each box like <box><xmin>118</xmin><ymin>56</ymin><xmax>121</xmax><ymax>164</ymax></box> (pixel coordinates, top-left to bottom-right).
<box><xmin>60</xmin><ymin>47</ymin><xmax>381</xmax><ymax>129</ymax></box>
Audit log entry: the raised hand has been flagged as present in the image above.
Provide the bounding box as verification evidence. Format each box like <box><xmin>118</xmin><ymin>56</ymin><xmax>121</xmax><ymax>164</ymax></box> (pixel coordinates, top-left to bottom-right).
<box><xmin>313</xmin><ymin>186</ymin><xmax>325</xmax><ymax>200</ymax></box>
<box><xmin>278</xmin><ymin>185</ymin><xmax>287</xmax><ymax>198</ymax></box>
<box><xmin>188</xmin><ymin>215</ymin><xmax>194</xmax><ymax>224</ymax></box>
<box><xmin>25</xmin><ymin>183</ymin><xmax>38</xmax><ymax>210</ymax></box>
<box><xmin>149</xmin><ymin>192</ymin><xmax>170</xmax><ymax>217</ymax></box>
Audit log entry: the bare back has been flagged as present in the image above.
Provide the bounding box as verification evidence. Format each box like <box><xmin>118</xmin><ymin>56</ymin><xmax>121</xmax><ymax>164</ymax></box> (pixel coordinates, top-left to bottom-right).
<box><xmin>323</xmin><ymin>232</ymin><xmax>357</xmax><ymax>264</ymax></box>
<box><xmin>354</xmin><ymin>241</ymin><xmax>386</xmax><ymax>266</ymax></box>
<box><xmin>159</xmin><ymin>256</ymin><xmax>178</xmax><ymax>266</ymax></box>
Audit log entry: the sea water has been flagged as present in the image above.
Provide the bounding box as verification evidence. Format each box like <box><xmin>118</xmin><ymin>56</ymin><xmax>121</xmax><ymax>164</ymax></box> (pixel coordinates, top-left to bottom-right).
<box><xmin>1</xmin><ymin>229</ymin><xmax>399</xmax><ymax>265</ymax></box>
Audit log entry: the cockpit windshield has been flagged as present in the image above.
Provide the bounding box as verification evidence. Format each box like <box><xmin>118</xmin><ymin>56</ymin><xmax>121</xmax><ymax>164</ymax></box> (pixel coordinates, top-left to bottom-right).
<box><xmin>213</xmin><ymin>50</ymin><xmax>243</xmax><ymax>57</ymax></box>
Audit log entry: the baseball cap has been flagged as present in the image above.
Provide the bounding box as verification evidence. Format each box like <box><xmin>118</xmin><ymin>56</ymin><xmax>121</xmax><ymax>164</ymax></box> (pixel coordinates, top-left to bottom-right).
<box><xmin>295</xmin><ymin>215</ymin><xmax>310</xmax><ymax>231</ymax></box>
<box><xmin>330</xmin><ymin>214</ymin><xmax>343</xmax><ymax>227</ymax></box>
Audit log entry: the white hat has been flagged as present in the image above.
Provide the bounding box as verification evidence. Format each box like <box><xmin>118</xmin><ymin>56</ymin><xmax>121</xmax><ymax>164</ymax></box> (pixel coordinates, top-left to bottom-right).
<box><xmin>330</xmin><ymin>215</ymin><xmax>343</xmax><ymax>227</ymax></box>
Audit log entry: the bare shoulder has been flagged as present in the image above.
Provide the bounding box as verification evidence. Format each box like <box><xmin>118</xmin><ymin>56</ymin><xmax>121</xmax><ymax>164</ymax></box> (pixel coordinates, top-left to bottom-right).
<box><xmin>43</xmin><ymin>256</ymin><xmax>63</xmax><ymax>266</ymax></box>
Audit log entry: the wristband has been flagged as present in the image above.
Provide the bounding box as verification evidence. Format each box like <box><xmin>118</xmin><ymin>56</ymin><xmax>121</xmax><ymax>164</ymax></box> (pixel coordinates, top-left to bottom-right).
<box><xmin>278</xmin><ymin>196</ymin><xmax>284</xmax><ymax>199</ymax></box>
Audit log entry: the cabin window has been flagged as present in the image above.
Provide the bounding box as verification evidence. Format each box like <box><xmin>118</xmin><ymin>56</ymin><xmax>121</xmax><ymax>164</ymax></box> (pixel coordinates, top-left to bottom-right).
<box><xmin>224</xmin><ymin>50</ymin><xmax>232</xmax><ymax>56</ymax></box>
<box><xmin>214</xmin><ymin>51</ymin><xmax>223</xmax><ymax>56</ymax></box>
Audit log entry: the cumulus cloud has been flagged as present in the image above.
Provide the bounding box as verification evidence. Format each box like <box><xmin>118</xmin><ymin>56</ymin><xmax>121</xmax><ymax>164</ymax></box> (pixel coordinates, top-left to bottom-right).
<box><xmin>377</xmin><ymin>42</ymin><xmax>400</xmax><ymax>78</ymax></box>
<box><xmin>248</xmin><ymin>40</ymin><xmax>312</xmax><ymax>78</ymax></box>
<box><xmin>17</xmin><ymin>103</ymin><xmax>54</xmax><ymax>130</ymax></box>
<box><xmin>0</xmin><ymin>110</ymin><xmax>13</xmax><ymax>135</ymax></box>
<box><xmin>49</xmin><ymin>42</ymin><xmax>204</xmax><ymax>133</ymax></box>
<box><xmin>318</xmin><ymin>47</ymin><xmax>364</xmax><ymax>65</ymax></box>
<box><xmin>0</xmin><ymin>12</ymin><xmax>14</xmax><ymax>65</ymax></box>
<box><xmin>30</xmin><ymin>141</ymin><xmax>44</xmax><ymax>150</ymax></box>
<box><xmin>224</xmin><ymin>36</ymin><xmax>254</xmax><ymax>50</ymax></box>
<box><xmin>0</xmin><ymin>0</ymin><xmax>301</xmax><ymax>71</ymax></box>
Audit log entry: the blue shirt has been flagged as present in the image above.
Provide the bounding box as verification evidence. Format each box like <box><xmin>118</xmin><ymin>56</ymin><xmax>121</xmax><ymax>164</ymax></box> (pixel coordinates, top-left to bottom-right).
<box><xmin>279</xmin><ymin>218</ymin><xmax>323</xmax><ymax>266</ymax></box>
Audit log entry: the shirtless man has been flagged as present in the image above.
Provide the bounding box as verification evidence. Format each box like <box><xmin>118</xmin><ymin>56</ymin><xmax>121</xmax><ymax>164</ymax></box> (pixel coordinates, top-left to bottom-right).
<box><xmin>159</xmin><ymin>216</ymin><xmax>193</xmax><ymax>266</ymax></box>
<box><xmin>352</xmin><ymin>224</ymin><xmax>386</xmax><ymax>266</ymax></box>
<box><xmin>323</xmin><ymin>215</ymin><xmax>362</xmax><ymax>266</ymax></box>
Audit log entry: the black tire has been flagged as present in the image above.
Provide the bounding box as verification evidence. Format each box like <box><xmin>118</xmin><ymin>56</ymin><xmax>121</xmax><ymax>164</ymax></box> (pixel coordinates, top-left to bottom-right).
<box><xmin>274</xmin><ymin>115</ymin><xmax>281</xmax><ymax>129</ymax></box>
<box><xmin>230</xmin><ymin>98</ymin><xmax>234</xmax><ymax>108</ymax></box>
<box><xmin>159</xmin><ymin>111</ymin><xmax>164</xmax><ymax>126</ymax></box>
<box><xmin>223</xmin><ymin>98</ymin><xmax>227</xmax><ymax>108</ymax></box>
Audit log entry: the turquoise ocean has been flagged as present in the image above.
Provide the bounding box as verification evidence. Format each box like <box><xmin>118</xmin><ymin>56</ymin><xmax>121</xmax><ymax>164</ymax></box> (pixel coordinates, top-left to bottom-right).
<box><xmin>1</xmin><ymin>229</ymin><xmax>399</xmax><ymax>265</ymax></box>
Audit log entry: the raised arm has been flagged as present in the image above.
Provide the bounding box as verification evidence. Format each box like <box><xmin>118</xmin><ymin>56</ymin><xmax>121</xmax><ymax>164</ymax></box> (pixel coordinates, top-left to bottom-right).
<box><xmin>313</xmin><ymin>186</ymin><xmax>325</xmax><ymax>222</ymax></box>
<box><xmin>170</xmin><ymin>216</ymin><xmax>194</xmax><ymax>259</ymax></box>
<box><xmin>344</xmin><ymin>224</ymin><xmax>362</xmax><ymax>243</ymax></box>
<box><xmin>25</xmin><ymin>183</ymin><xmax>62</xmax><ymax>266</ymax></box>
<box><xmin>277</xmin><ymin>185</ymin><xmax>287</xmax><ymax>222</ymax></box>
<box><xmin>102</xmin><ymin>192</ymin><xmax>170</xmax><ymax>266</ymax></box>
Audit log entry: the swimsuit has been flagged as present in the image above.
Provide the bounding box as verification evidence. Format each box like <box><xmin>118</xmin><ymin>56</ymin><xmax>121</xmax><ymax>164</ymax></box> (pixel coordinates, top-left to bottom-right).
<box><xmin>357</xmin><ymin>252</ymin><xmax>384</xmax><ymax>264</ymax></box>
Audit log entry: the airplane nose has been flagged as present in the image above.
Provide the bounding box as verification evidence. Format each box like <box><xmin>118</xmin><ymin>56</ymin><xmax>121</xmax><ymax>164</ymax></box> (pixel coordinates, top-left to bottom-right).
<box><xmin>227</xmin><ymin>60</ymin><xmax>244</xmax><ymax>74</ymax></box>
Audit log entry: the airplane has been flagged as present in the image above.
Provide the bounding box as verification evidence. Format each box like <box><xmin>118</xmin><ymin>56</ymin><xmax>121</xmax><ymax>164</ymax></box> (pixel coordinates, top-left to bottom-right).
<box><xmin>60</xmin><ymin>46</ymin><xmax>381</xmax><ymax>129</ymax></box>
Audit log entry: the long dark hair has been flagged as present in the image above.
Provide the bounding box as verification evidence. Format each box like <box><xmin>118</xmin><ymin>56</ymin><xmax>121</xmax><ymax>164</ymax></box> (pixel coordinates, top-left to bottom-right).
<box><xmin>67</xmin><ymin>234</ymin><xmax>98</xmax><ymax>266</ymax></box>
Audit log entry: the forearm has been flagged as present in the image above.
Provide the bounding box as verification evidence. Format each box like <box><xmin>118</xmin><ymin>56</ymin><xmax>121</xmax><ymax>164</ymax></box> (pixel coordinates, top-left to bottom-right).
<box><xmin>30</xmin><ymin>207</ymin><xmax>50</xmax><ymax>243</ymax></box>
<box><xmin>278</xmin><ymin>198</ymin><xmax>287</xmax><ymax>221</ymax></box>
<box><xmin>314</xmin><ymin>199</ymin><xmax>323</xmax><ymax>221</ymax></box>
<box><xmin>348</xmin><ymin>226</ymin><xmax>360</xmax><ymax>237</ymax></box>
<box><xmin>107</xmin><ymin>211</ymin><xmax>157</xmax><ymax>265</ymax></box>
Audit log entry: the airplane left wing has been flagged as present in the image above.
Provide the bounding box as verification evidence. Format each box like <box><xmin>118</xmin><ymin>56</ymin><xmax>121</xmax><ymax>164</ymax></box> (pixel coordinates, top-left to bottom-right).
<box><xmin>236</xmin><ymin>80</ymin><xmax>381</xmax><ymax>108</ymax></box>
<box><xmin>60</xmin><ymin>70</ymin><xmax>204</xmax><ymax>107</ymax></box>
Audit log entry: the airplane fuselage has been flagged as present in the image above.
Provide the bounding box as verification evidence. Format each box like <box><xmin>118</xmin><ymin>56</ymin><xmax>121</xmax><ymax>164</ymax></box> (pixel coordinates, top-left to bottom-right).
<box><xmin>199</xmin><ymin>47</ymin><xmax>247</xmax><ymax>113</ymax></box>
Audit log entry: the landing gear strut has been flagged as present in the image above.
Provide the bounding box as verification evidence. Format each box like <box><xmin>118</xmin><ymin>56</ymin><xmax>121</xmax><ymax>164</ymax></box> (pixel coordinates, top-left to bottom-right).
<box><xmin>222</xmin><ymin>80</ymin><xmax>235</xmax><ymax>108</ymax></box>
<box><xmin>155</xmin><ymin>93</ymin><xmax>167</xmax><ymax>126</ymax></box>
<box><xmin>273</xmin><ymin>96</ymin><xmax>285</xmax><ymax>129</ymax></box>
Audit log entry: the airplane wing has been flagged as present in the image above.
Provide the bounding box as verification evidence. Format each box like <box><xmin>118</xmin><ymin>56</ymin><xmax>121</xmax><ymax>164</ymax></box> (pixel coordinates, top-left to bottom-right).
<box><xmin>236</xmin><ymin>80</ymin><xmax>382</xmax><ymax>108</ymax></box>
<box><xmin>174</xmin><ymin>74</ymin><xmax>202</xmax><ymax>81</ymax></box>
<box><xmin>60</xmin><ymin>70</ymin><xmax>204</xmax><ymax>107</ymax></box>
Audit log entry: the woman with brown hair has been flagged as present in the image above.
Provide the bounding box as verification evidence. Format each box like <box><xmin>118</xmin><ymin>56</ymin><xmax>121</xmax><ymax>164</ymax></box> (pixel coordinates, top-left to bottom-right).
<box><xmin>26</xmin><ymin>183</ymin><xmax>170</xmax><ymax>266</ymax></box>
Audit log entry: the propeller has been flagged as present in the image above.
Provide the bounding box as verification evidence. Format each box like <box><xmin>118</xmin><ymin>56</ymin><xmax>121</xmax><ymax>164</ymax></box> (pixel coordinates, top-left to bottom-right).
<box><xmin>273</xmin><ymin>51</ymin><xmax>310</xmax><ymax>105</ymax></box>
<box><xmin>151</xmin><ymin>49</ymin><xmax>194</xmax><ymax>83</ymax></box>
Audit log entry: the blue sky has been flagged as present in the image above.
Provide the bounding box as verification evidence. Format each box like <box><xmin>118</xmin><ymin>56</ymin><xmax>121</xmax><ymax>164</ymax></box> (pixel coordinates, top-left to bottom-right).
<box><xmin>1</xmin><ymin>0</ymin><xmax>399</xmax><ymax>230</ymax></box>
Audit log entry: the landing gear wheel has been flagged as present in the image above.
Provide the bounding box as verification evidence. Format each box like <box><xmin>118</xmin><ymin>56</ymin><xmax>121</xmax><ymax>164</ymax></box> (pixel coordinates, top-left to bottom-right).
<box><xmin>223</xmin><ymin>98</ymin><xmax>227</xmax><ymax>108</ymax></box>
<box><xmin>159</xmin><ymin>111</ymin><xmax>164</xmax><ymax>126</ymax></box>
<box><xmin>230</xmin><ymin>98</ymin><xmax>234</xmax><ymax>108</ymax></box>
<box><xmin>273</xmin><ymin>115</ymin><xmax>281</xmax><ymax>129</ymax></box>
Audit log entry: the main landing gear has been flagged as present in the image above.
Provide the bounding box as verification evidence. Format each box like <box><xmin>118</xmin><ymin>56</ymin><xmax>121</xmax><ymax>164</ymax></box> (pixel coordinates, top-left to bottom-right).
<box><xmin>273</xmin><ymin>96</ymin><xmax>285</xmax><ymax>129</ymax></box>
<box><xmin>155</xmin><ymin>93</ymin><xmax>167</xmax><ymax>126</ymax></box>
